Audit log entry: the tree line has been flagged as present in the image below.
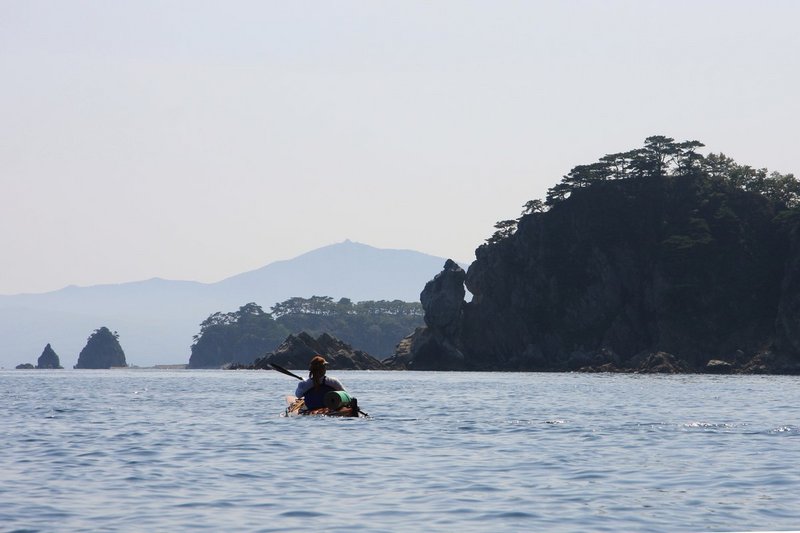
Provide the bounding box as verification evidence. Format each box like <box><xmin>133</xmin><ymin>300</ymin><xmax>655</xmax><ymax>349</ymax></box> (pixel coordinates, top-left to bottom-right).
<box><xmin>486</xmin><ymin>135</ymin><xmax>799</xmax><ymax>244</ymax></box>
<box><xmin>270</xmin><ymin>296</ymin><xmax>423</xmax><ymax>318</ymax></box>
<box><xmin>188</xmin><ymin>297</ymin><xmax>424</xmax><ymax>368</ymax></box>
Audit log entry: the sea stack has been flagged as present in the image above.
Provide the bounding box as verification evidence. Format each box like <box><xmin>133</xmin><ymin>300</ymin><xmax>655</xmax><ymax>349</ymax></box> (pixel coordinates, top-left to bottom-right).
<box><xmin>74</xmin><ymin>327</ymin><xmax>127</xmax><ymax>369</ymax></box>
<box><xmin>384</xmin><ymin>260</ymin><xmax>468</xmax><ymax>370</ymax></box>
<box><xmin>36</xmin><ymin>343</ymin><xmax>63</xmax><ymax>369</ymax></box>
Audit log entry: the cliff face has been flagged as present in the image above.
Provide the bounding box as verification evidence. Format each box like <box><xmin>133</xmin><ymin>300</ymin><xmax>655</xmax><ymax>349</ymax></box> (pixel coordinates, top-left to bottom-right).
<box><xmin>404</xmin><ymin>173</ymin><xmax>800</xmax><ymax>373</ymax></box>
<box><xmin>385</xmin><ymin>260</ymin><xmax>466</xmax><ymax>370</ymax></box>
<box><xmin>775</xmin><ymin>217</ymin><xmax>800</xmax><ymax>355</ymax></box>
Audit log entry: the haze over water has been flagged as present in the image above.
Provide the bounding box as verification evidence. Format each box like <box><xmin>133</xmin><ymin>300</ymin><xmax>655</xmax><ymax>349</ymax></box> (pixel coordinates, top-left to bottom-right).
<box><xmin>2</xmin><ymin>370</ymin><xmax>799</xmax><ymax>531</ymax></box>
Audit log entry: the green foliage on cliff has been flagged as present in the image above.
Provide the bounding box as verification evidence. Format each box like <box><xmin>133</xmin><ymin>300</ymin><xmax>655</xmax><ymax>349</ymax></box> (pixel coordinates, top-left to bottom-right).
<box><xmin>188</xmin><ymin>298</ymin><xmax>424</xmax><ymax>368</ymax></box>
<box><xmin>544</xmin><ymin>135</ymin><xmax>798</xmax><ymax>210</ymax></box>
<box><xmin>74</xmin><ymin>327</ymin><xmax>127</xmax><ymax>369</ymax></box>
<box><xmin>275</xmin><ymin>296</ymin><xmax>423</xmax><ymax>358</ymax></box>
<box><xmin>486</xmin><ymin>135</ymin><xmax>798</xmax><ymax>245</ymax></box>
<box><xmin>188</xmin><ymin>303</ymin><xmax>289</xmax><ymax>369</ymax></box>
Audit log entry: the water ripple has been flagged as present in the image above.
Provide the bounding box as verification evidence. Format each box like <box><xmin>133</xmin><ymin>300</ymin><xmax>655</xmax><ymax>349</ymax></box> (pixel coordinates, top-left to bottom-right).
<box><xmin>2</xmin><ymin>370</ymin><xmax>800</xmax><ymax>532</ymax></box>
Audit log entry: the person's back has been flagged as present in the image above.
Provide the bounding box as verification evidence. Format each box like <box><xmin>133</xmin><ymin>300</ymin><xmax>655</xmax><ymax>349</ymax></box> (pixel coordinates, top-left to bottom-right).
<box><xmin>294</xmin><ymin>356</ymin><xmax>346</xmax><ymax>410</ymax></box>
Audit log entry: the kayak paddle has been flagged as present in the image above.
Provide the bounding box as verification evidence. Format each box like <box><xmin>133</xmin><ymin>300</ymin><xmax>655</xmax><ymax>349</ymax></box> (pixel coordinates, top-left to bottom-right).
<box><xmin>268</xmin><ymin>362</ymin><xmax>303</xmax><ymax>381</ymax></box>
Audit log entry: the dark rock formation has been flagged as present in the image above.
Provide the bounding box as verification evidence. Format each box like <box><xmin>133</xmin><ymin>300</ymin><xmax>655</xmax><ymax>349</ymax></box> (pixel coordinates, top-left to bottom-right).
<box><xmin>36</xmin><ymin>344</ymin><xmax>62</xmax><ymax>369</ymax></box>
<box><xmin>222</xmin><ymin>362</ymin><xmax>251</xmax><ymax>370</ymax></box>
<box><xmin>389</xmin><ymin>161</ymin><xmax>800</xmax><ymax>373</ymax></box>
<box><xmin>253</xmin><ymin>332</ymin><xmax>386</xmax><ymax>371</ymax></box>
<box><xmin>775</xmin><ymin>220</ymin><xmax>800</xmax><ymax>355</ymax></box>
<box><xmin>459</xmin><ymin>176</ymin><xmax>791</xmax><ymax>372</ymax></box>
<box><xmin>739</xmin><ymin>351</ymin><xmax>800</xmax><ymax>375</ymax></box>
<box><xmin>579</xmin><ymin>362</ymin><xmax>625</xmax><ymax>373</ymax></box>
<box><xmin>384</xmin><ymin>260</ymin><xmax>467</xmax><ymax>370</ymax></box>
<box><xmin>420</xmin><ymin>259</ymin><xmax>465</xmax><ymax>336</ymax></box>
<box><xmin>15</xmin><ymin>363</ymin><xmax>34</xmax><ymax>369</ymax></box>
<box><xmin>74</xmin><ymin>327</ymin><xmax>127</xmax><ymax>369</ymax></box>
<box><xmin>636</xmin><ymin>352</ymin><xmax>689</xmax><ymax>374</ymax></box>
<box><xmin>382</xmin><ymin>327</ymin><xmax>422</xmax><ymax>370</ymax></box>
<box><xmin>383</xmin><ymin>327</ymin><xmax>466</xmax><ymax>370</ymax></box>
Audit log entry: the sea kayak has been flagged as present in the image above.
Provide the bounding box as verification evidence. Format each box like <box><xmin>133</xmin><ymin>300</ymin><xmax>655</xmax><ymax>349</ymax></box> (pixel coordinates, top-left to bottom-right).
<box><xmin>283</xmin><ymin>395</ymin><xmax>366</xmax><ymax>417</ymax></box>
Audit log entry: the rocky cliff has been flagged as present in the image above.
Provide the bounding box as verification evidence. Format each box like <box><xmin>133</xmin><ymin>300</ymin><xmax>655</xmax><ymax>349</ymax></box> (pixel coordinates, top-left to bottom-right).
<box><xmin>384</xmin><ymin>260</ymin><xmax>467</xmax><ymax>370</ymax></box>
<box><xmin>391</xmin><ymin>138</ymin><xmax>800</xmax><ymax>373</ymax></box>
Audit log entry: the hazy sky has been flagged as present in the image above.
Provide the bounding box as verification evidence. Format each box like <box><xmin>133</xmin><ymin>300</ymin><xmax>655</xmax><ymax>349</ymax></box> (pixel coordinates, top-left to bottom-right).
<box><xmin>2</xmin><ymin>1</ymin><xmax>798</xmax><ymax>295</ymax></box>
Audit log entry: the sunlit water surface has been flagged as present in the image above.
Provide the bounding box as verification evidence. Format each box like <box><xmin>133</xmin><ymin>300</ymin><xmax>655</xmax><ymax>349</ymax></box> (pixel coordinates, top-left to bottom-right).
<box><xmin>2</xmin><ymin>370</ymin><xmax>799</xmax><ymax>532</ymax></box>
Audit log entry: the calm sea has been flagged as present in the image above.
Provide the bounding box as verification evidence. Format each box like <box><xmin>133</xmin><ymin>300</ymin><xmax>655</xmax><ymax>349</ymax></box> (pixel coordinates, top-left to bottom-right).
<box><xmin>2</xmin><ymin>370</ymin><xmax>799</xmax><ymax>532</ymax></box>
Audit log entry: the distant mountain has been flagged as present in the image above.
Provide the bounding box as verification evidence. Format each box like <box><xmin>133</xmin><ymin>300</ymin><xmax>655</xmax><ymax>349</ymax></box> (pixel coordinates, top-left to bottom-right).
<box><xmin>0</xmin><ymin>241</ymin><xmax>459</xmax><ymax>369</ymax></box>
<box><xmin>212</xmin><ymin>240</ymin><xmax>457</xmax><ymax>305</ymax></box>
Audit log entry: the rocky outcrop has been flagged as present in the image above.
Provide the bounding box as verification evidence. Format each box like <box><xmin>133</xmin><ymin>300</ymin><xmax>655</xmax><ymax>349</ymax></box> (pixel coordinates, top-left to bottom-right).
<box><xmin>420</xmin><ymin>259</ymin><xmax>465</xmax><ymax>336</ymax></box>
<box><xmin>390</xmin><ymin>171</ymin><xmax>800</xmax><ymax>373</ymax></box>
<box><xmin>253</xmin><ymin>332</ymin><xmax>386</xmax><ymax>371</ymax></box>
<box><xmin>463</xmin><ymin>176</ymin><xmax>788</xmax><ymax>371</ymax></box>
<box><xmin>636</xmin><ymin>352</ymin><xmax>690</xmax><ymax>374</ymax></box>
<box><xmin>739</xmin><ymin>351</ymin><xmax>800</xmax><ymax>374</ymax></box>
<box><xmin>74</xmin><ymin>327</ymin><xmax>127</xmax><ymax>369</ymax></box>
<box><xmin>578</xmin><ymin>350</ymin><xmax>799</xmax><ymax>374</ymax></box>
<box><xmin>15</xmin><ymin>363</ymin><xmax>34</xmax><ymax>369</ymax></box>
<box><xmin>36</xmin><ymin>344</ymin><xmax>62</xmax><ymax>369</ymax></box>
<box><xmin>381</xmin><ymin>327</ymin><xmax>422</xmax><ymax>370</ymax></box>
<box><xmin>383</xmin><ymin>326</ymin><xmax>466</xmax><ymax>370</ymax></box>
<box><xmin>384</xmin><ymin>260</ymin><xmax>467</xmax><ymax>370</ymax></box>
<box><xmin>705</xmin><ymin>359</ymin><xmax>734</xmax><ymax>374</ymax></box>
<box><xmin>578</xmin><ymin>350</ymin><xmax>688</xmax><ymax>373</ymax></box>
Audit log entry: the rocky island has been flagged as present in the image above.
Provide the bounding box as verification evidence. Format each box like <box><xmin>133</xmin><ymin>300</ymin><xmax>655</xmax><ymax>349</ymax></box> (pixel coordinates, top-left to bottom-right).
<box><xmin>36</xmin><ymin>343</ymin><xmax>63</xmax><ymax>369</ymax></box>
<box><xmin>391</xmin><ymin>136</ymin><xmax>800</xmax><ymax>374</ymax></box>
<box><xmin>13</xmin><ymin>343</ymin><xmax>63</xmax><ymax>369</ymax></box>
<box><xmin>74</xmin><ymin>327</ymin><xmax>127</xmax><ymax>369</ymax></box>
<box><xmin>220</xmin><ymin>331</ymin><xmax>385</xmax><ymax>370</ymax></box>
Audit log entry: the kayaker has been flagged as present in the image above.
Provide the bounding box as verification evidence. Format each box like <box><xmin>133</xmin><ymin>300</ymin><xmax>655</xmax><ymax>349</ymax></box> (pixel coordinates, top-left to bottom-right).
<box><xmin>294</xmin><ymin>355</ymin><xmax>346</xmax><ymax>410</ymax></box>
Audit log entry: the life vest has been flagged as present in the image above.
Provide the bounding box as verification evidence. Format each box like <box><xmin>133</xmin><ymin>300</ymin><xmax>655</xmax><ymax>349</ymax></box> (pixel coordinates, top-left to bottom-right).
<box><xmin>303</xmin><ymin>377</ymin><xmax>335</xmax><ymax>409</ymax></box>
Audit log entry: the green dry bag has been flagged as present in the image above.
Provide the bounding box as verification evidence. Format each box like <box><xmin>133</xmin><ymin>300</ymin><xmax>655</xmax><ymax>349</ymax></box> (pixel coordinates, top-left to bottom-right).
<box><xmin>324</xmin><ymin>390</ymin><xmax>352</xmax><ymax>409</ymax></box>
